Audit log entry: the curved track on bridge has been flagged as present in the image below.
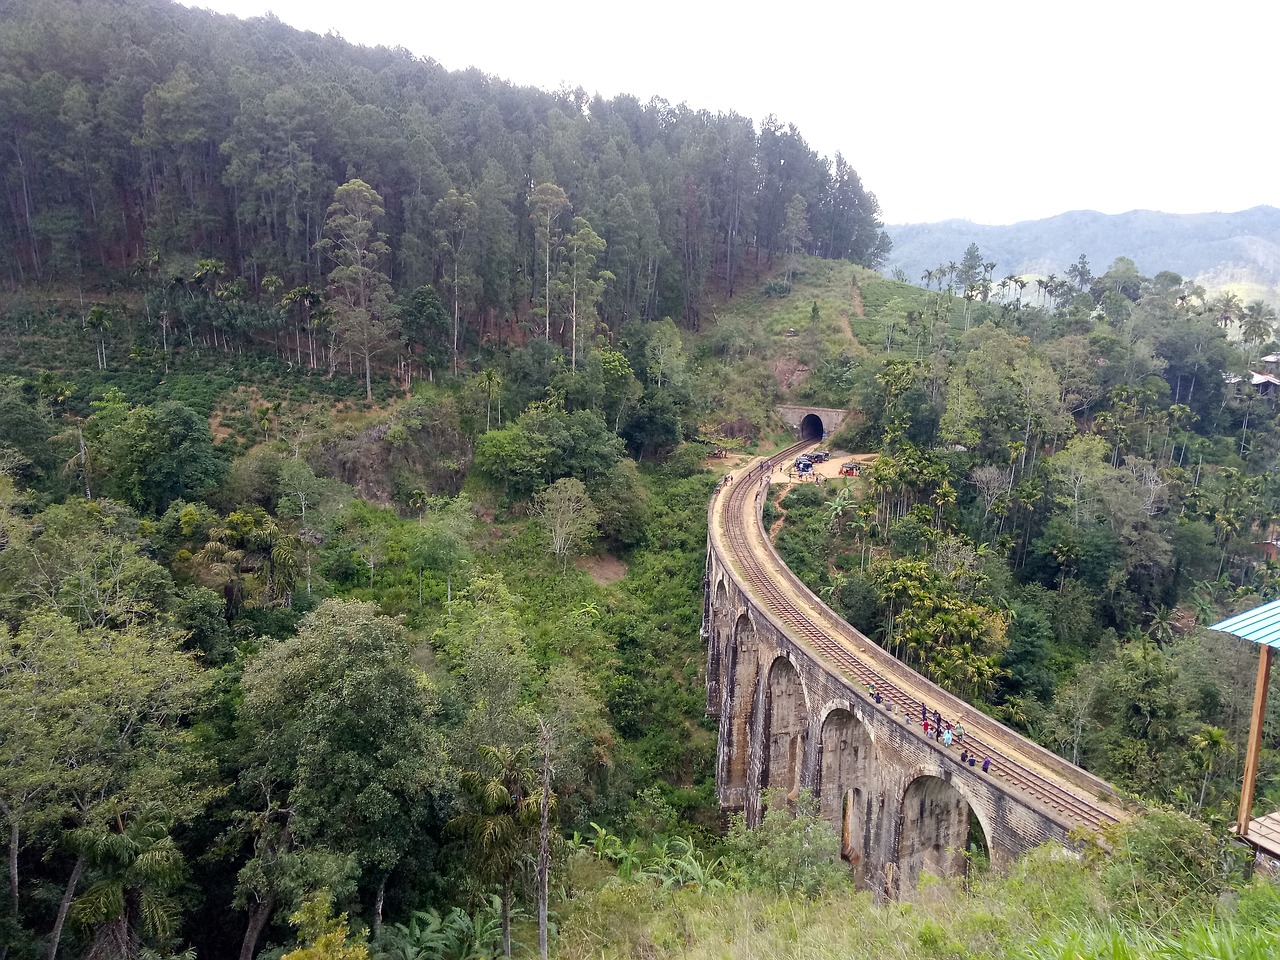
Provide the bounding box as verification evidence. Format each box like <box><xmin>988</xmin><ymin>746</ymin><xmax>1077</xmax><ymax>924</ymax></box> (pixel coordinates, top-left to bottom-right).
<box><xmin>712</xmin><ymin>442</ymin><xmax>1128</xmax><ymax>834</ymax></box>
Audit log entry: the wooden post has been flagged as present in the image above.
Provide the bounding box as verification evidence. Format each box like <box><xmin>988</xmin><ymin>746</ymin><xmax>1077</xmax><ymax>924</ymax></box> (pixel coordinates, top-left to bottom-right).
<box><xmin>1238</xmin><ymin>645</ymin><xmax>1274</xmax><ymax>836</ymax></box>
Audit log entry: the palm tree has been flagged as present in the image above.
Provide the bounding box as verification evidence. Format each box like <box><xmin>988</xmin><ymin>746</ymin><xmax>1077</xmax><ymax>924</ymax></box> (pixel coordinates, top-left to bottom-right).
<box><xmin>1145</xmin><ymin>605</ymin><xmax>1176</xmax><ymax>650</ymax></box>
<box><xmin>824</xmin><ymin>485</ymin><xmax>857</xmax><ymax>535</ymax></box>
<box><xmin>481</xmin><ymin>368</ymin><xmax>502</xmax><ymax>431</ymax></box>
<box><xmin>1212</xmin><ymin>291</ymin><xmax>1243</xmax><ymax>332</ymax></box>
<box><xmin>962</xmin><ymin>285</ymin><xmax>978</xmax><ymax>330</ymax></box>
<box><xmin>1241</xmin><ymin>299</ymin><xmax>1277</xmax><ymax>357</ymax></box>
<box><xmin>1189</xmin><ymin>725</ymin><xmax>1231</xmax><ymax>810</ymax></box>
<box><xmin>69</xmin><ymin>804</ymin><xmax>186</xmax><ymax>959</ymax></box>
<box><xmin>450</xmin><ymin>745</ymin><xmax>539</xmax><ymax>958</ymax></box>
<box><xmin>84</xmin><ymin>305</ymin><xmax>114</xmax><ymax>371</ymax></box>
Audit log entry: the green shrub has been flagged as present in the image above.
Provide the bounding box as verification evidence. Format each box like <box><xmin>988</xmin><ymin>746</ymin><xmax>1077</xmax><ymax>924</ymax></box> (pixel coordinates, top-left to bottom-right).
<box><xmin>724</xmin><ymin>790</ymin><xmax>848</xmax><ymax>897</ymax></box>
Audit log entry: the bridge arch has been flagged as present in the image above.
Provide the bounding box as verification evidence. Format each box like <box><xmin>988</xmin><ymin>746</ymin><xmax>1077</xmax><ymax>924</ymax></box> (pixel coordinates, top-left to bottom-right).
<box><xmin>895</xmin><ymin>773</ymin><xmax>991</xmax><ymax>894</ymax></box>
<box><xmin>760</xmin><ymin>654</ymin><xmax>810</xmax><ymax>804</ymax></box>
<box><xmin>816</xmin><ymin>705</ymin><xmax>877</xmax><ymax>880</ymax></box>
<box><xmin>720</xmin><ymin>612</ymin><xmax>758</xmax><ymax>804</ymax></box>
<box><xmin>799</xmin><ymin>413</ymin><xmax>824</xmax><ymax>440</ymax></box>
<box><xmin>706</xmin><ymin>579</ymin><xmax>732</xmax><ymax>708</ymax></box>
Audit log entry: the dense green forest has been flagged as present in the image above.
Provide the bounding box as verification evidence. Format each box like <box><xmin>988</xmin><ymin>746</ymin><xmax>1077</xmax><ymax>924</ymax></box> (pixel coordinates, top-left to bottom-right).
<box><xmin>4</xmin><ymin>1</ymin><xmax>1280</xmax><ymax>959</ymax></box>
<box><xmin>0</xmin><ymin>0</ymin><xmax>889</xmax><ymax>319</ymax></box>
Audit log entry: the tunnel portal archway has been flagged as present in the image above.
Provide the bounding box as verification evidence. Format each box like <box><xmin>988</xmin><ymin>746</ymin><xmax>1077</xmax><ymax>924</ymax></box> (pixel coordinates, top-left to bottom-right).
<box><xmin>799</xmin><ymin>413</ymin><xmax>825</xmax><ymax>440</ymax></box>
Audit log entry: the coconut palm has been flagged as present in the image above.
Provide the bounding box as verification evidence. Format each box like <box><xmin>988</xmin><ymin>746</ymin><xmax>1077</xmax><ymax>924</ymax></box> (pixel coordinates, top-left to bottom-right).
<box><xmin>1212</xmin><ymin>291</ymin><xmax>1243</xmax><ymax>331</ymax></box>
<box><xmin>1189</xmin><ymin>725</ymin><xmax>1232</xmax><ymax>810</ymax></box>
<box><xmin>481</xmin><ymin>368</ymin><xmax>502</xmax><ymax>431</ymax></box>
<box><xmin>1241</xmin><ymin>299</ymin><xmax>1277</xmax><ymax>354</ymax></box>
<box><xmin>1145</xmin><ymin>605</ymin><xmax>1176</xmax><ymax>650</ymax></box>
<box><xmin>450</xmin><ymin>745</ymin><xmax>539</xmax><ymax>958</ymax></box>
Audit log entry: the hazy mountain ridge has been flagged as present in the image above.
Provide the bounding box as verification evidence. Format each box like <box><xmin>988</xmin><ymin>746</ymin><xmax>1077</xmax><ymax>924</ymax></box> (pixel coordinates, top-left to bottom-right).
<box><xmin>886</xmin><ymin>206</ymin><xmax>1280</xmax><ymax>295</ymax></box>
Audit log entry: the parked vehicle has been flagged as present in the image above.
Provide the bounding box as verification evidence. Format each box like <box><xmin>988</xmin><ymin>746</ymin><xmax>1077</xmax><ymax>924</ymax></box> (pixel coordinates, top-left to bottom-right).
<box><xmin>811</xmin><ymin>450</ymin><xmax>831</xmax><ymax>462</ymax></box>
<box><xmin>839</xmin><ymin>460</ymin><xmax>861</xmax><ymax>476</ymax></box>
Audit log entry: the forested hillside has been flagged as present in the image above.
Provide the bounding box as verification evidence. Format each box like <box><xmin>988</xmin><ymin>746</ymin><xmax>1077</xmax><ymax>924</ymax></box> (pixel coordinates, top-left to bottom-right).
<box><xmin>886</xmin><ymin>206</ymin><xmax>1280</xmax><ymax>301</ymax></box>
<box><xmin>0</xmin><ymin>0</ymin><xmax>888</xmax><ymax>322</ymax></box>
<box><xmin>4</xmin><ymin>1</ymin><xmax>1280</xmax><ymax>959</ymax></box>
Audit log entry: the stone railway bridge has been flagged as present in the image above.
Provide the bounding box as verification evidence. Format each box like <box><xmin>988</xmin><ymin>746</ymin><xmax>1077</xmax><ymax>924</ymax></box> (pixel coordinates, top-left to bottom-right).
<box><xmin>702</xmin><ymin>443</ymin><xmax>1128</xmax><ymax>897</ymax></box>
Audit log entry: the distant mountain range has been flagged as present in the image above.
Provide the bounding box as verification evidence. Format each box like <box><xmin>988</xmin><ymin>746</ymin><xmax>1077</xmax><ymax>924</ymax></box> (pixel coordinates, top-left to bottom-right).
<box><xmin>884</xmin><ymin>206</ymin><xmax>1280</xmax><ymax>298</ymax></box>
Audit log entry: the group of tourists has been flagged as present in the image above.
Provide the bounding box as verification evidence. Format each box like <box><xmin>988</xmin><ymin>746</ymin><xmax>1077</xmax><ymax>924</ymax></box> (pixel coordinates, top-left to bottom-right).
<box><xmin>866</xmin><ymin>683</ymin><xmax>991</xmax><ymax>773</ymax></box>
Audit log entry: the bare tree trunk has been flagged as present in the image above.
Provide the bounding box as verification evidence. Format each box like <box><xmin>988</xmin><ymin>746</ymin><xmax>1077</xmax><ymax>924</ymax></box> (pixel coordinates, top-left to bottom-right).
<box><xmin>453</xmin><ymin>257</ymin><xmax>460</xmax><ymax>375</ymax></box>
<box><xmin>0</xmin><ymin>798</ymin><xmax>17</xmax><ymax>916</ymax></box>
<box><xmin>501</xmin><ymin>877</ymin><xmax>512</xmax><ymax>958</ymax></box>
<box><xmin>78</xmin><ymin>428</ymin><xmax>91</xmax><ymax>499</ymax></box>
<box><xmin>570</xmin><ymin>270</ymin><xmax>577</xmax><ymax>371</ymax></box>
<box><xmin>537</xmin><ymin>719</ymin><xmax>554</xmax><ymax>960</ymax></box>
<box><xmin>373</xmin><ymin>876</ymin><xmax>386</xmax><ymax>940</ymax></box>
<box><xmin>239</xmin><ymin>892</ymin><xmax>275</xmax><ymax>960</ymax></box>
<box><xmin>47</xmin><ymin>856</ymin><xmax>84</xmax><ymax>960</ymax></box>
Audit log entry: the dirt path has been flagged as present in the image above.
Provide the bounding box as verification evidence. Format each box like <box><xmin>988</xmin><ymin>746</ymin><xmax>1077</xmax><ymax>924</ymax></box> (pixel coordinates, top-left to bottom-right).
<box><xmin>837</xmin><ymin>282</ymin><xmax>865</xmax><ymax>343</ymax></box>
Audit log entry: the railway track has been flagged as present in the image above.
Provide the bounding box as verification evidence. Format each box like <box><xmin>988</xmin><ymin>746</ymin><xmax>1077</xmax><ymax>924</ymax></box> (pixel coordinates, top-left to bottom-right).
<box><xmin>713</xmin><ymin>443</ymin><xmax>1124</xmax><ymax>834</ymax></box>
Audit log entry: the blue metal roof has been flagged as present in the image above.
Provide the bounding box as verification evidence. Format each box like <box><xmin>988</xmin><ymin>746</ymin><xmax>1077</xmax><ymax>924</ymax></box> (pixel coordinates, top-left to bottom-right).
<box><xmin>1209</xmin><ymin>599</ymin><xmax>1280</xmax><ymax>648</ymax></box>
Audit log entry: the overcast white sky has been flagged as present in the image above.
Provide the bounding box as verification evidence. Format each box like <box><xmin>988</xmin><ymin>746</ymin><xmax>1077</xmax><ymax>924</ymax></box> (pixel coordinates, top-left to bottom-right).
<box><xmin>181</xmin><ymin>0</ymin><xmax>1276</xmax><ymax>226</ymax></box>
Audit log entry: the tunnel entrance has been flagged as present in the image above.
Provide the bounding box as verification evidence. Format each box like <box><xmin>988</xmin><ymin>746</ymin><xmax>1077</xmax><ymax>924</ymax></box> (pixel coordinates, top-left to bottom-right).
<box><xmin>799</xmin><ymin>413</ymin><xmax>825</xmax><ymax>441</ymax></box>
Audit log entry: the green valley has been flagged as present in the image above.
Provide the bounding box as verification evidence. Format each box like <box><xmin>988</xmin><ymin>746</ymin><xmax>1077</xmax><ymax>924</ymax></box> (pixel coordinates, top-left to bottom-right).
<box><xmin>2</xmin><ymin>1</ymin><xmax>1280</xmax><ymax>959</ymax></box>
